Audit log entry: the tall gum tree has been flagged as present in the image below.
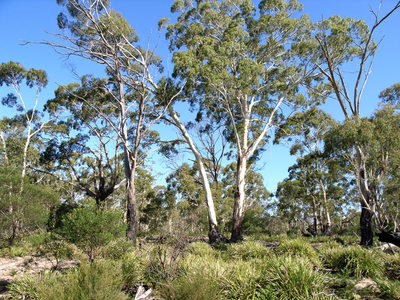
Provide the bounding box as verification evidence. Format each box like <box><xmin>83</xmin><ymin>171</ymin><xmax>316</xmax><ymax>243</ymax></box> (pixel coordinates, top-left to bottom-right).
<box><xmin>47</xmin><ymin>0</ymin><xmax>182</xmax><ymax>244</ymax></box>
<box><xmin>167</xmin><ymin>0</ymin><xmax>319</xmax><ymax>241</ymax></box>
<box><xmin>161</xmin><ymin>102</ymin><xmax>223</xmax><ymax>242</ymax></box>
<box><xmin>310</xmin><ymin>1</ymin><xmax>400</xmax><ymax>245</ymax></box>
<box><xmin>42</xmin><ymin>76</ymin><xmax>126</xmax><ymax>208</ymax></box>
<box><xmin>0</xmin><ymin>62</ymin><xmax>53</xmax><ymax>243</ymax></box>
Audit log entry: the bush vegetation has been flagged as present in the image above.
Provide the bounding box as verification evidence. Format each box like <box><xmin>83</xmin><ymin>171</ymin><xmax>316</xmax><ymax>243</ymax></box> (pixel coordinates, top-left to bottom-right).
<box><xmin>3</xmin><ymin>235</ymin><xmax>400</xmax><ymax>299</ymax></box>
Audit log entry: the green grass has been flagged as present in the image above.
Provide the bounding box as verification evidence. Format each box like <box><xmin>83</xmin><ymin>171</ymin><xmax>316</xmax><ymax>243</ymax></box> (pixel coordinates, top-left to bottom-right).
<box><xmin>6</xmin><ymin>235</ymin><xmax>400</xmax><ymax>300</ymax></box>
<box><xmin>319</xmin><ymin>245</ymin><xmax>385</xmax><ymax>278</ymax></box>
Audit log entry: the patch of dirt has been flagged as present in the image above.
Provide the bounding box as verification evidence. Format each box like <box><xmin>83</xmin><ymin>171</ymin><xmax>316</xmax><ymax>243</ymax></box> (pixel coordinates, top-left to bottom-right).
<box><xmin>0</xmin><ymin>256</ymin><xmax>79</xmax><ymax>296</ymax></box>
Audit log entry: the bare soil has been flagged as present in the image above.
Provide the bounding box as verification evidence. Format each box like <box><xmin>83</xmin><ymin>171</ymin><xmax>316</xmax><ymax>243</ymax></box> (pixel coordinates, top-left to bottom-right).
<box><xmin>0</xmin><ymin>256</ymin><xmax>79</xmax><ymax>297</ymax></box>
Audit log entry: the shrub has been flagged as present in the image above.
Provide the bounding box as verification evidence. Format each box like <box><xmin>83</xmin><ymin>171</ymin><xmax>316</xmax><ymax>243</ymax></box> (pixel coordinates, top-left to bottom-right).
<box><xmin>145</xmin><ymin>238</ymin><xmax>186</xmax><ymax>281</ymax></box>
<box><xmin>59</xmin><ymin>205</ymin><xmax>125</xmax><ymax>261</ymax></box>
<box><xmin>0</xmin><ymin>167</ymin><xmax>59</xmax><ymax>246</ymax></box>
<box><xmin>9</xmin><ymin>271</ymin><xmax>59</xmax><ymax>300</ymax></box>
<box><xmin>40</xmin><ymin>234</ymin><xmax>76</xmax><ymax>269</ymax></box>
<box><xmin>376</xmin><ymin>278</ymin><xmax>400</xmax><ymax>299</ymax></box>
<box><xmin>219</xmin><ymin>259</ymin><xmax>263</xmax><ymax>299</ymax></box>
<box><xmin>320</xmin><ymin>245</ymin><xmax>384</xmax><ymax>278</ymax></box>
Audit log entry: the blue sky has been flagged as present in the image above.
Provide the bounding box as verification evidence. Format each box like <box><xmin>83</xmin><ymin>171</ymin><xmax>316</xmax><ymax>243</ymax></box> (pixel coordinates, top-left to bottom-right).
<box><xmin>1</xmin><ymin>0</ymin><xmax>400</xmax><ymax>193</ymax></box>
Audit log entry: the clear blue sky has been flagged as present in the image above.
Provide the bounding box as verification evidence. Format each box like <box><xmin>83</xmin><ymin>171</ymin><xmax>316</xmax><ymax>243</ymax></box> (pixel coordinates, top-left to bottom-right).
<box><xmin>1</xmin><ymin>0</ymin><xmax>399</xmax><ymax>193</ymax></box>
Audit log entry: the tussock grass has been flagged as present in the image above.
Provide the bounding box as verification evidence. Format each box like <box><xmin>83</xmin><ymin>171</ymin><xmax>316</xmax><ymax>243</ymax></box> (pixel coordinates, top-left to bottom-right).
<box><xmin>320</xmin><ymin>245</ymin><xmax>385</xmax><ymax>278</ymax></box>
<box><xmin>226</xmin><ymin>240</ymin><xmax>271</xmax><ymax>260</ymax></box>
<box><xmin>274</xmin><ymin>238</ymin><xmax>321</xmax><ymax>266</ymax></box>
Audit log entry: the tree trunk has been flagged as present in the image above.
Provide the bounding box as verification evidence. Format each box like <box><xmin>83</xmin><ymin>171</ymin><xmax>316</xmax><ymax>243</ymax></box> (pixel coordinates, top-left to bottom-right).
<box><xmin>311</xmin><ymin>196</ymin><xmax>318</xmax><ymax>232</ymax></box>
<box><xmin>126</xmin><ymin>175</ymin><xmax>138</xmax><ymax>245</ymax></box>
<box><xmin>320</xmin><ymin>182</ymin><xmax>332</xmax><ymax>234</ymax></box>
<box><xmin>168</xmin><ymin>107</ymin><xmax>222</xmax><ymax>243</ymax></box>
<box><xmin>8</xmin><ymin>220</ymin><xmax>19</xmax><ymax>246</ymax></box>
<box><xmin>360</xmin><ymin>199</ymin><xmax>373</xmax><ymax>246</ymax></box>
<box><xmin>230</xmin><ymin>156</ymin><xmax>246</xmax><ymax>242</ymax></box>
<box><xmin>356</xmin><ymin>146</ymin><xmax>374</xmax><ymax>246</ymax></box>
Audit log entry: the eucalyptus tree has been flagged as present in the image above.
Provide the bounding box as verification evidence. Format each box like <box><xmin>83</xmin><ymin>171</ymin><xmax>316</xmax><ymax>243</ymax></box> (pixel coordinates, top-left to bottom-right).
<box><xmin>0</xmin><ymin>167</ymin><xmax>58</xmax><ymax>245</ymax></box>
<box><xmin>324</xmin><ymin>105</ymin><xmax>400</xmax><ymax>237</ymax></box>
<box><xmin>380</xmin><ymin>82</ymin><xmax>400</xmax><ymax>108</ymax></box>
<box><xmin>161</xmin><ymin>105</ymin><xmax>223</xmax><ymax>242</ymax></box>
<box><xmin>0</xmin><ymin>62</ymin><xmax>50</xmax><ymax>180</ymax></box>
<box><xmin>167</xmin><ymin>0</ymin><xmax>319</xmax><ymax>241</ymax></box>
<box><xmin>47</xmin><ymin>0</ymin><xmax>183</xmax><ymax>244</ymax></box>
<box><xmin>310</xmin><ymin>1</ymin><xmax>400</xmax><ymax>245</ymax></box>
<box><xmin>160</xmin><ymin>112</ymin><xmax>230</xmax><ymax>240</ymax></box>
<box><xmin>0</xmin><ymin>62</ymin><xmax>54</xmax><ymax>242</ymax></box>
<box><xmin>275</xmin><ymin>108</ymin><xmax>344</xmax><ymax>234</ymax></box>
<box><xmin>42</xmin><ymin>75</ymin><xmax>126</xmax><ymax>208</ymax></box>
<box><xmin>165</xmin><ymin>158</ymin><xmax>269</xmax><ymax>235</ymax></box>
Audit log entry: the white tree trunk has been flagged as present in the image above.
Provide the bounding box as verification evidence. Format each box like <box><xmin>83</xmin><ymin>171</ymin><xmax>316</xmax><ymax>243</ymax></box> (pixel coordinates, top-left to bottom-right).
<box><xmin>168</xmin><ymin>107</ymin><xmax>221</xmax><ymax>242</ymax></box>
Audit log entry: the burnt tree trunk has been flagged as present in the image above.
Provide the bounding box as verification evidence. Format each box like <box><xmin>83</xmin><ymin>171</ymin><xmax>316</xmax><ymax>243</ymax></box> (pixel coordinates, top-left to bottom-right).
<box><xmin>376</xmin><ymin>231</ymin><xmax>400</xmax><ymax>248</ymax></box>
<box><xmin>360</xmin><ymin>200</ymin><xmax>373</xmax><ymax>246</ymax></box>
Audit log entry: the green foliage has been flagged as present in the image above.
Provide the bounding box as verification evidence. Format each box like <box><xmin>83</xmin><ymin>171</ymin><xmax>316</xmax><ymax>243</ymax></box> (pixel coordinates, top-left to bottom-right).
<box><xmin>186</xmin><ymin>241</ymin><xmax>219</xmax><ymax>258</ymax></box>
<box><xmin>384</xmin><ymin>253</ymin><xmax>400</xmax><ymax>280</ymax></box>
<box><xmin>121</xmin><ymin>250</ymin><xmax>147</xmax><ymax>293</ymax></box>
<box><xmin>59</xmin><ymin>205</ymin><xmax>125</xmax><ymax>261</ymax></box>
<box><xmin>40</xmin><ymin>234</ymin><xmax>76</xmax><ymax>269</ymax></box>
<box><xmin>375</xmin><ymin>278</ymin><xmax>400</xmax><ymax>300</ymax></box>
<box><xmin>10</xmin><ymin>261</ymin><xmax>129</xmax><ymax>300</ymax></box>
<box><xmin>320</xmin><ymin>245</ymin><xmax>384</xmax><ymax>278</ymax></box>
<box><xmin>0</xmin><ymin>61</ymin><xmax>47</xmax><ymax>91</ymax></box>
<box><xmin>379</xmin><ymin>82</ymin><xmax>400</xmax><ymax>105</ymax></box>
<box><xmin>100</xmin><ymin>238</ymin><xmax>135</xmax><ymax>260</ymax></box>
<box><xmin>146</xmin><ymin>239</ymin><xmax>186</xmax><ymax>281</ymax></box>
<box><xmin>274</xmin><ymin>238</ymin><xmax>320</xmax><ymax>266</ymax></box>
<box><xmin>160</xmin><ymin>272</ymin><xmax>221</xmax><ymax>300</ymax></box>
<box><xmin>226</xmin><ymin>241</ymin><xmax>270</xmax><ymax>260</ymax></box>
<box><xmin>0</xmin><ymin>167</ymin><xmax>59</xmax><ymax>245</ymax></box>
<box><xmin>259</xmin><ymin>255</ymin><xmax>328</xmax><ymax>300</ymax></box>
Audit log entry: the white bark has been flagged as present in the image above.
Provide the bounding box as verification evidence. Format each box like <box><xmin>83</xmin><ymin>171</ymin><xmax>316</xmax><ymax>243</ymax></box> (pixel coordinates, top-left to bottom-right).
<box><xmin>167</xmin><ymin>106</ymin><xmax>219</xmax><ymax>229</ymax></box>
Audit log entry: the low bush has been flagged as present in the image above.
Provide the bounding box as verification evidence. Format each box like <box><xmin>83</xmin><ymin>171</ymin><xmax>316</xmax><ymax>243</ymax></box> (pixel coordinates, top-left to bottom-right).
<box><xmin>40</xmin><ymin>234</ymin><xmax>76</xmax><ymax>269</ymax></box>
<box><xmin>146</xmin><ymin>240</ymin><xmax>186</xmax><ymax>281</ymax></box>
<box><xmin>376</xmin><ymin>278</ymin><xmax>400</xmax><ymax>299</ymax></box>
<box><xmin>186</xmin><ymin>241</ymin><xmax>218</xmax><ymax>258</ymax></box>
<box><xmin>59</xmin><ymin>205</ymin><xmax>125</xmax><ymax>261</ymax></box>
<box><xmin>121</xmin><ymin>250</ymin><xmax>148</xmax><ymax>293</ymax></box>
<box><xmin>160</xmin><ymin>271</ymin><xmax>221</xmax><ymax>300</ymax></box>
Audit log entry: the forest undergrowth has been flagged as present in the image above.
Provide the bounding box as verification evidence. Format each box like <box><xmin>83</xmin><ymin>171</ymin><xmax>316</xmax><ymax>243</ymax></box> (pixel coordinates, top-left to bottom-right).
<box><xmin>1</xmin><ymin>232</ymin><xmax>400</xmax><ymax>300</ymax></box>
